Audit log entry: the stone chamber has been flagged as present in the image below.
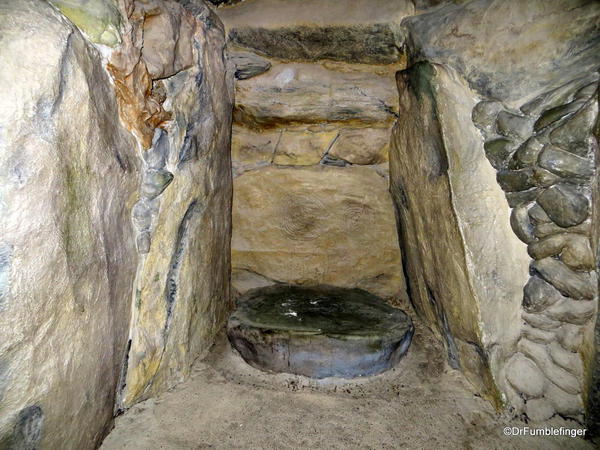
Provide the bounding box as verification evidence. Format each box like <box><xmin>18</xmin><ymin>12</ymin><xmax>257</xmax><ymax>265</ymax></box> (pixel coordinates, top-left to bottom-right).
<box><xmin>0</xmin><ymin>0</ymin><xmax>599</xmax><ymax>449</ymax></box>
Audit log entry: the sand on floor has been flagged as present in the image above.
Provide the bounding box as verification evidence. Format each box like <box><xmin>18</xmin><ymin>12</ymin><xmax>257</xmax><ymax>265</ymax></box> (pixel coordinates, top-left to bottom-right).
<box><xmin>101</xmin><ymin>319</ymin><xmax>595</xmax><ymax>450</ymax></box>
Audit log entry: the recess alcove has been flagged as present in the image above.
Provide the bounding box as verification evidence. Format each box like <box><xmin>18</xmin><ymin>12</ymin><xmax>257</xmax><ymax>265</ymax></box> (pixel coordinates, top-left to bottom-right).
<box><xmin>227</xmin><ymin>285</ymin><xmax>415</xmax><ymax>378</ymax></box>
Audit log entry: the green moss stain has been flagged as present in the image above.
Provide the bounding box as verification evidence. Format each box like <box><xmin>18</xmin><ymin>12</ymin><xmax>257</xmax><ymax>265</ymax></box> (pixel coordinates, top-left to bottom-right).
<box><xmin>234</xmin><ymin>285</ymin><xmax>410</xmax><ymax>338</ymax></box>
<box><xmin>49</xmin><ymin>0</ymin><xmax>121</xmax><ymax>46</ymax></box>
<box><xmin>62</xmin><ymin>162</ymin><xmax>94</xmax><ymax>269</ymax></box>
<box><xmin>135</xmin><ymin>289</ymin><xmax>142</xmax><ymax>309</ymax></box>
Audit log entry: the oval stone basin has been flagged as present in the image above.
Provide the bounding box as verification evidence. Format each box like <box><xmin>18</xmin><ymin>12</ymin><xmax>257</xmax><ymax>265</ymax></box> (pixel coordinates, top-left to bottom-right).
<box><xmin>227</xmin><ymin>285</ymin><xmax>414</xmax><ymax>379</ymax></box>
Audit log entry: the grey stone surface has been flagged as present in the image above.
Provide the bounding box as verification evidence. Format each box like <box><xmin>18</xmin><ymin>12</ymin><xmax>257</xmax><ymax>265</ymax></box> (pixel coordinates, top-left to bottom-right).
<box><xmin>537</xmin><ymin>183</ymin><xmax>589</xmax><ymax>228</ymax></box>
<box><xmin>521</xmin><ymin>73</ymin><xmax>599</xmax><ymax>116</ymax></box>
<box><xmin>140</xmin><ymin>168</ymin><xmax>174</xmax><ymax>199</ymax></box>
<box><xmin>538</xmin><ymin>145</ymin><xmax>593</xmax><ymax>180</ymax></box>
<box><xmin>510</xmin><ymin>204</ymin><xmax>535</xmax><ymax>244</ymax></box>
<box><xmin>518</xmin><ymin>338</ymin><xmax>581</xmax><ymax>396</ymax></box>
<box><xmin>229</xmin><ymin>24</ymin><xmax>402</xmax><ymax>64</ymax></box>
<box><xmin>527</xmin><ymin>233</ymin><xmax>594</xmax><ymax>271</ymax></box>
<box><xmin>543</xmin><ymin>298</ymin><xmax>595</xmax><ymax>326</ymax></box>
<box><xmin>532</xmin><ymin>258</ymin><xmax>596</xmax><ymax>300</ymax></box>
<box><xmin>510</xmin><ymin>136</ymin><xmax>544</xmax><ymax>170</ymax></box>
<box><xmin>549</xmin><ymin>341</ymin><xmax>583</xmax><ymax>377</ymax></box>
<box><xmin>525</xmin><ymin>398</ymin><xmax>555</xmax><ymax>422</ymax></box>
<box><xmin>403</xmin><ymin>0</ymin><xmax>600</xmax><ymax>103</ymax></box>
<box><xmin>0</xmin><ymin>1</ymin><xmax>139</xmax><ymax>447</ymax></box>
<box><xmin>545</xmin><ymin>382</ymin><xmax>582</xmax><ymax>416</ymax></box>
<box><xmin>550</xmin><ymin>99</ymin><xmax>598</xmax><ymax>156</ymax></box>
<box><xmin>483</xmin><ymin>138</ymin><xmax>514</xmax><ymax>170</ymax></box>
<box><xmin>496</xmin><ymin>111</ymin><xmax>534</xmax><ymax>141</ymax></box>
<box><xmin>533</xmin><ymin>219</ymin><xmax>591</xmax><ymax>240</ymax></box>
<box><xmin>505</xmin><ymin>353</ymin><xmax>545</xmax><ymax>398</ymax></box>
<box><xmin>557</xmin><ymin>324</ymin><xmax>585</xmax><ymax>353</ymax></box>
<box><xmin>496</xmin><ymin>168</ymin><xmax>535</xmax><ymax>192</ymax></box>
<box><xmin>534</xmin><ymin>100</ymin><xmax>586</xmax><ymax>132</ymax></box>
<box><xmin>229</xmin><ymin>50</ymin><xmax>271</xmax><ymax>80</ymax></box>
<box><xmin>397</xmin><ymin>0</ymin><xmax>600</xmax><ymax>424</ymax></box>
<box><xmin>505</xmin><ymin>188</ymin><xmax>541</xmax><ymax>208</ymax></box>
<box><xmin>227</xmin><ymin>285</ymin><xmax>414</xmax><ymax>378</ymax></box>
<box><xmin>471</xmin><ymin>100</ymin><xmax>503</xmax><ymax>138</ymax></box>
<box><xmin>522</xmin><ymin>312</ymin><xmax>562</xmax><ymax>331</ymax></box>
<box><xmin>528</xmin><ymin>203</ymin><xmax>551</xmax><ymax>223</ymax></box>
<box><xmin>522</xmin><ymin>325</ymin><xmax>556</xmax><ymax>345</ymax></box>
<box><xmin>522</xmin><ymin>275</ymin><xmax>565</xmax><ymax>314</ymax></box>
<box><xmin>531</xmin><ymin>167</ymin><xmax>563</xmax><ymax>188</ymax></box>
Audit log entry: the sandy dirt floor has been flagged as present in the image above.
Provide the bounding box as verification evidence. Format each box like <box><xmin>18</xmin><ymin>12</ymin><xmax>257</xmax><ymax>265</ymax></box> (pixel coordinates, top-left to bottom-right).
<box><xmin>101</xmin><ymin>320</ymin><xmax>595</xmax><ymax>450</ymax></box>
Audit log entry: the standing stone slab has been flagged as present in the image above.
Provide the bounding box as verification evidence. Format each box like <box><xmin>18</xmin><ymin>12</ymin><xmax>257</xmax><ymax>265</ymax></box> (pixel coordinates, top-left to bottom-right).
<box><xmin>120</xmin><ymin>0</ymin><xmax>234</xmax><ymax>407</ymax></box>
<box><xmin>389</xmin><ymin>62</ymin><xmax>528</xmax><ymax>407</ymax></box>
<box><xmin>227</xmin><ymin>285</ymin><xmax>414</xmax><ymax>379</ymax></box>
<box><xmin>231</xmin><ymin>165</ymin><xmax>406</xmax><ymax>299</ymax></box>
<box><xmin>0</xmin><ymin>1</ymin><xmax>138</xmax><ymax>447</ymax></box>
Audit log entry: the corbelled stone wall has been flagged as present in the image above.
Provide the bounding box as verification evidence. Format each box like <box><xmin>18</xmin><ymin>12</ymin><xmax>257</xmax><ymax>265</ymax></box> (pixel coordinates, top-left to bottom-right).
<box><xmin>0</xmin><ymin>0</ymin><xmax>233</xmax><ymax>447</ymax></box>
<box><xmin>217</xmin><ymin>0</ymin><xmax>412</xmax><ymax>302</ymax></box>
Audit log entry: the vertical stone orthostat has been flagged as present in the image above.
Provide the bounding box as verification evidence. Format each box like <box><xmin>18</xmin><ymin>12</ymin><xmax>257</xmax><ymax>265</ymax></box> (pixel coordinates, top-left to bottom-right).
<box><xmin>389</xmin><ymin>62</ymin><xmax>526</xmax><ymax>409</ymax></box>
<box><xmin>119</xmin><ymin>0</ymin><xmax>234</xmax><ymax>408</ymax></box>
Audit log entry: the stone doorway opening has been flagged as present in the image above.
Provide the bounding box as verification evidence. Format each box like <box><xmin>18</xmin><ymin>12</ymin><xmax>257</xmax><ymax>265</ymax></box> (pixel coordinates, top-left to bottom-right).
<box><xmin>221</xmin><ymin>0</ymin><xmax>411</xmax><ymax>309</ymax></box>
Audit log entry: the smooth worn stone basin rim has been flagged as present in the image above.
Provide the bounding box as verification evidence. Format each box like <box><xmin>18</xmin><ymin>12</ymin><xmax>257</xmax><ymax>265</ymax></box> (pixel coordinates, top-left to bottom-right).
<box><xmin>230</xmin><ymin>284</ymin><xmax>411</xmax><ymax>338</ymax></box>
<box><xmin>227</xmin><ymin>285</ymin><xmax>414</xmax><ymax>379</ymax></box>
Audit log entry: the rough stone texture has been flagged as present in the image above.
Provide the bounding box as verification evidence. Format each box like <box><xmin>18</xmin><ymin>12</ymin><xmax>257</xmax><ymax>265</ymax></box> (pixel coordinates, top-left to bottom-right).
<box><xmin>1</xmin><ymin>0</ymin><xmax>234</xmax><ymax>447</ymax></box>
<box><xmin>528</xmin><ymin>233</ymin><xmax>595</xmax><ymax>271</ymax></box>
<box><xmin>545</xmin><ymin>382</ymin><xmax>583</xmax><ymax>416</ymax></box>
<box><xmin>108</xmin><ymin>0</ymin><xmax>197</xmax><ymax>148</ymax></box>
<box><xmin>532</xmin><ymin>258</ymin><xmax>596</xmax><ymax>301</ymax></box>
<box><xmin>228</xmin><ymin>50</ymin><xmax>271</xmax><ymax>80</ymax></box>
<box><xmin>518</xmin><ymin>339</ymin><xmax>581</xmax><ymax>396</ymax></box>
<box><xmin>234</xmin><ymin>62</ymin><xmax>399</xmax><ymax>127</ymax></box>
<box><xmin>538</xmin><ymin>145</ymin><xmax>594</xmax><ymax>180</ymax></box>
<box><xmin>120</xmin><ymin>0</ymin><xmax>234</xmax><ymax>407</ymax></box>
<box><xmin>272</xmin><ymin>128</ymin><xmax>338</xmax><ymax>166</ymax></box>
<box><xmin>389</xmin><ymin>62</ymin><xmax>529</xmax><ymax>406</ymax></box>
<box><xmin>227</xmin><ymin>285</ymin><xmax>414</xmax><ymax>378</ymax></box>
<box><xmin>505</xmin><ymin>354</ymin><xmax>546</xmax><ymax>399</ymax></box>
<box><xmin>403</xmin><ymin>0</ymin><xmax>600</xmax><ymax>104</ymax></box>
<box><xmin>537</xmin><ymin>183</ymin><xmax>590</xmax><ymax>228</ymax></box>
<box><xmin>328</xmin><ymin>127</ymin><xmax>390</xmax><ymax>165</ymax></box>
<box><xmin>231</xmin><ymin>124</ymin><xmax>277</xmax><ymax>172</ymax></box>
<box><xmin>525</xmin><ymin>398</ymin><xmax>555</xmax><ymax>423</ymax></box>
<box><xmin>587</xmin><ymin>76</ymin><xmax>600</xmax><ymax>437</ymax></box>
<box><xmin>0</xmin><ymin>1</ymin><xmax>138</xmax><ymax>447</ymax></box>
<box><xmin>221</xmin><ymin>0</ymin><xmax>600</xmax><ymax>427</ymax></box>
<box><xmin>49</xmin><ymin>0</ymin><xmax>122</xmax><ymax>46</ymax></box>
<box><xmin>220</xmin><ymin>4</ymin><xmax>406</xmax><ymax>305</ymax></box>
<box><xmin>522</xmin><ymin>276</ymin><xmax>565</xmax><ymax>314</ymax></box>
<box><xmin>232</xmin><ymin>166</ymin><xmax>406</xmax><ymax>299</ymax></box>
<box><xmin>397</xmin><ymin>0</ymin><xmax>600</xmax><ymax>424</ymax></box>
<box><xmin>471</xmin><ymin>72</ymin><xmax>598</xmax><ymax>423</ymax></box>
<box><xmin>218</xmin><ymin>0</ymin><xmax>414</xmax><ymax>64</ymax></box>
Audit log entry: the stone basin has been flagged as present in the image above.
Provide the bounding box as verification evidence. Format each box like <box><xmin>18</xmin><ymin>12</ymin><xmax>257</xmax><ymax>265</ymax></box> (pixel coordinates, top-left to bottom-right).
<box><xmin>227</xmin><ymin>285</ymin><xmax>414</xmax><ymax>379</ymax></box>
